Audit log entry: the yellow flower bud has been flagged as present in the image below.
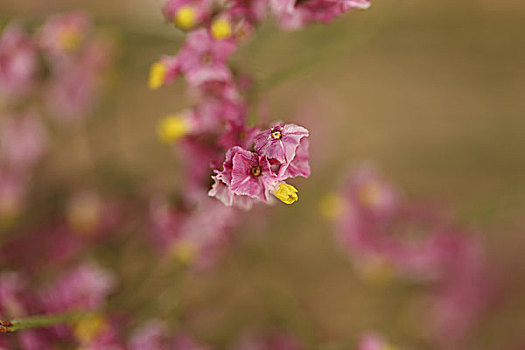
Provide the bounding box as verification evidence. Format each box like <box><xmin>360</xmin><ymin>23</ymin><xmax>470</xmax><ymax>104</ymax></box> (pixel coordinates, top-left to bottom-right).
<box><xmin>211</xmin><ymin>18</ymin><xmax>232</xmax><ymax>40</ymax></box>
<box><xmin>174</xmin><ymin>6</ymin><xmax>197</xmax><ymax>30</ymax></box>
<box><xmin>157</xmin><ymin>115</ymin><xmax>190</xmax><ymax>144</ymax></box>
<box><xmin>148</xmin><ymin>62</ymin><xmax>168</xmax><ymax>90</ymax></box>
<box><xmin>274</xmin><ymin>183</ymin><xmax>298</xmax><ymax>205</ymax></box>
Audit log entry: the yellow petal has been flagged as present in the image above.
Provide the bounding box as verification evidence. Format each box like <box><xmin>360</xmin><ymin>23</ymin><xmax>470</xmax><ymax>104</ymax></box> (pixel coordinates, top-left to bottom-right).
<box><xmin>174</xmin><ymin>6</ymin><xmax>197</xmax><ymax>30</ymax></box>
<box><xmin>148</xmin><ymin>62</ymin><xmax>168</xmax><ymax>90</ymax></box>
<box><xmin>211</xmin><ymin>18</ymin><xmax>232</xmax><ymax>40</ymax></box>
<box><xmin>157</xmin><ymin>115</ymin><xmax>190</xmax><ymax>144</ymax></box>
<box><xmin>274</xmin><ymin>183</ymin><xmax>299</xmax><ymax>205</ymax></box>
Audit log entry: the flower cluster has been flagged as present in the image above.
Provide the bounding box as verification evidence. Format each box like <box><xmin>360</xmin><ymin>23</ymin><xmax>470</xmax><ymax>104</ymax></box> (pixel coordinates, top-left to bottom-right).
<box><xmin>147</xmin><ymin>0</ymin><xmax>365</xmax><ymax>266</ymax></box>
<box><xmin>326</xmin><ymin>165</ymin><xmax>495</xmax><ymax>347</ymax></box>
<box><xmin>0</xmin><ymin>13</ymin><xmax>114</xmax><ymax>226</ymax></box>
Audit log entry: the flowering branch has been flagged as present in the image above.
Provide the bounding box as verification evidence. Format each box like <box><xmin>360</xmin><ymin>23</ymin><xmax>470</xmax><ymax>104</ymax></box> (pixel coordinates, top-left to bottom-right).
<box><xmin>0</xmin><ymin>311</ymin><xmax>94</xmax><ymax>333</ymax></box>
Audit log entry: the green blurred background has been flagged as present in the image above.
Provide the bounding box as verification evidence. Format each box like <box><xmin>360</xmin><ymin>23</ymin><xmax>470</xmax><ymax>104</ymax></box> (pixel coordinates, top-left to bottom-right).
<box><xmin>1</xmin><ymin>0</ymin><xmax>525</xmax><ymax>349</ymax></box>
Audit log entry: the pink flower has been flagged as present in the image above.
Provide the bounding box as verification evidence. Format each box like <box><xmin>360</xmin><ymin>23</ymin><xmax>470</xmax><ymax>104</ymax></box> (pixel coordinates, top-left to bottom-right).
<box><xmin>130</xmin><ymin>320</ymin><xmax>210</xmax><ymax>350</ymax></box>
<box><xmin>0</xmin><ymin>24</ymin><xmax>39</xmax><ymax>101</ymax></box>
<box><xmin>254</xmin><ymin>123</ymin><xmax>309</xmax><ymax>169</ymax></box>
<box><xmin>178</xmin><ymin>29</ymin><xmax>237</xmax><ymax>86</ymax></box>
<box><xmin>270</xmin><ymin>0</ymin><xmax>370</xmax><ymax>30</ymax></box>
<box><xmin>356</xmin><ymin>333</ymin><xmax>395</xmax><ymax>350</ymax></box>
<box><xmin>230</xmin><ymin>147</ymin><xmax>278</xmax><ymax>202</ymax></box>
<box><xmin>38</xmin><ymin>12</ymin><xmax>91</xmax><ymax>63</ymax></box>
<box><xmin>39</xmin><ymin>262</ymin><xmax>116</xmax><ymax>313</ymax></box>
<box><xmin>280</xmin><ymin>137</ymin><xmax>310</xmax><ymax>178</ymax></box>
<box><xmin>0</xmin><ymin>111</ymin><xmax>47</xmax><ymax>170</ymax></box>
<box><xmin>162</xmin><ymin>0</ymin><xmax>213</xmax><ymax>30</ymax></box>
<box><xmin>149</xmin><ymin>195</ymin><xmax>237</xmax><ymax>268</ymax></box>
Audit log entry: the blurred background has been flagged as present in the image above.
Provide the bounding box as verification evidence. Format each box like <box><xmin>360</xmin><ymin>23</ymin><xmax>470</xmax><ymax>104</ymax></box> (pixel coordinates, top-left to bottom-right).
<box><xmin>1</xmin><ymin>0</ymin><xmax>524</xmax><ymax>349</ymax></box>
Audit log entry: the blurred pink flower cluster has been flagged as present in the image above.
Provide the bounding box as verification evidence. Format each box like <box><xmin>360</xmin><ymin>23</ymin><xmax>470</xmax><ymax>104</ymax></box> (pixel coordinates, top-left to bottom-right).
<box><xmin>0</xmin><ymin>13</ymin><xmax>114</xmax><ymax>226</ymax></box>
<box><xmin>330</xmin><ymin>165</ymin><xmax>496</xmax><ymax>348</ymax></box>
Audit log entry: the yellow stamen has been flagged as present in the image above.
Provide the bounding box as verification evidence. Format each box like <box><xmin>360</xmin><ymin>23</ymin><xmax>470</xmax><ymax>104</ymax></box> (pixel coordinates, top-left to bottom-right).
<box><xmin>174</xmin><ymin>6</ymin><xmax>197</xmax><ymax>30</ymax></box>
<box><xmin>148</xmin><ymin>61</ymin><xmax>168</xmax><ymax>90</ymax></box>
<box><xmin>211</xmin><ymin>18</ymin><xmax>232</xmax><ymax>40</ymax></box>
<box><xmin>274</xmin><ymin>183</ymin><xmax>298</xmax><ymax>205</ymax></box>
<box><xmin>73</xmin><ymin>314</ymin><xmax>106</xmax><ymax>345</ymax></box>
<box><xmin>59</xmin><ymin>28</ymin><xmax>82</xmax><ymax>52</ymax></box>
<box><xmin>319</xmin><ymin>193</ymin><xmax>347</xmax><ymax>220</ymax></box>
<box><xmin>157</xmin><ymin>115</ymin><xmax>190</xmax><ymax>144</ymax></box>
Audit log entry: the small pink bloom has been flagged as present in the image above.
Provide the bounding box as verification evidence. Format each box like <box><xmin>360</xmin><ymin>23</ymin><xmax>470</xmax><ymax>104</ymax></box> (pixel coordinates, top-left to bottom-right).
<box><xmin>38</xmin><ymin>12</ymin><xmax>91</xmax><ymax>63</ymax></box>
<box><xmin>254</xmin><ymin>123</ymin><xmax>309</xmax><ymax>167</ymax></box>
<box><xmin>357</xmin><ymin>333</ymin><xmax>394</xmax><ymax>350</ymax></box>
<box><xmin>162</xmin><ymin>0</ymin><xmax>213</xmax><ymax>29</ymax></box>
<box><xmin>270</xmin><ymin>0</ymin><xmax>370</xmax><ymax>30</ymax></box>
<box><xmin>39</xmin><ymin>262</ymin><xmax>116</xmax><ymax>313</ymax></box>
<box><xmin>0</xmin><ymin>24</ymin><xmax>39</xmax><ymax>101</ymax></box>
<box><xmin>230</xmin><ymin>148</ymin><xmax>278</xmax><ymax>202</ymax></box>
<box><xmin>178</xmin><ymin>29</ymin><xmax>236</xmax><ymax>86</ymax></box>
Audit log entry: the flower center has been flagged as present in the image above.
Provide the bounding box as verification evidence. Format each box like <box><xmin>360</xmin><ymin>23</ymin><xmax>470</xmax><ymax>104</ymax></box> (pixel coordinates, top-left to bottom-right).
<box><xmin>251</xmin><ymin>166</ymin><xmax>261</xmax><ymax>177</ymax></box>
<box><xmin>201</xmin><ymin>53</ymin><xmax>213</xmax><ymax>65</ymax></box>
<box><xmin>271</xmin><ymin>130</ymin><xmax>282</xmax><ymax>139</ymax></box>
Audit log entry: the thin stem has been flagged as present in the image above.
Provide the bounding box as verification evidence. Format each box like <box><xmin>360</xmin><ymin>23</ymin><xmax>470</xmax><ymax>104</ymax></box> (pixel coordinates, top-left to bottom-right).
<box><xmin>0</xmin><ymin>311</ymin><xmax>93</xmax><ymax>333</ymax></box>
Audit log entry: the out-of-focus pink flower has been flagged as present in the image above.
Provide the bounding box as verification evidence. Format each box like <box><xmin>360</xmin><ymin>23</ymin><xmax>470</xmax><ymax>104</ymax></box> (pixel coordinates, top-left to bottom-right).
<box><xmin>0</xmin><ymin>111</ymin><xmax>47</xmax><ymax>170</ymax></box>
<box><xmin>39</xmin><ymin>262</ymin><xmax>116</xmax><ymax>313</ymax></box>
<box><xmin>38</xmin><ymin>12</ymin><xmax>91</xmax><ymax>63</ymax></box>
<box><xmin>162</xmin><ymin>0</ymin><xmax>213</xmax><ymax>30</ymax></box>
<box><xmin>0</xmin><ymin>24</ymin><xmax>39</xmax><ymax>101</ymax></box>
<box><xmin>129</xmin><ymin>320</ymin><xmax>209</xmax><ymax>350</ymax></box>
<box><xmin>356</xmin><ymin>332</ymin><xmax>397</xmax><ymax>350</ymax></box>
<box><xmin>149</xmin><ymin>195</ymin><xmax>237</xmax><ymax>268</ymax></box>
<box><xmin>178</xmin><ymin>29</ymin><xmax>237</xmax><ymax>86</ymax></box>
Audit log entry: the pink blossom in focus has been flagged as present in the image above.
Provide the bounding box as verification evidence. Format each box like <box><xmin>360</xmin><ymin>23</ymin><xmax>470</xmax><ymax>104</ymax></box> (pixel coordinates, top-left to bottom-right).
<box><xmin>254</xmin><ymin>123</ymin><xmax>309</xmax><ymax>168</ymax></box>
